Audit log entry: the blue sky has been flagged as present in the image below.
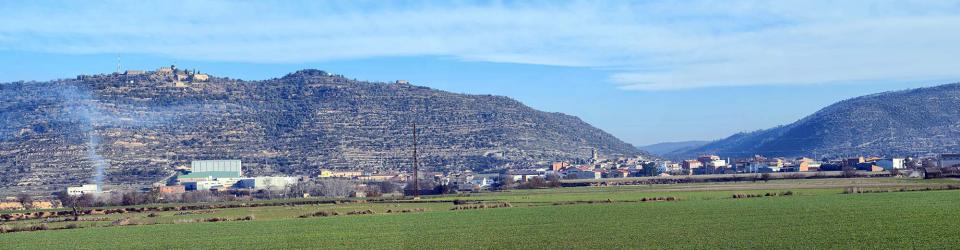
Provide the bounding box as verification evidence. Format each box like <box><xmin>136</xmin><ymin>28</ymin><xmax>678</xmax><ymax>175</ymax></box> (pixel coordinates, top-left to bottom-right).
<box><xmin>2</xmin><ymin>0</ymin><xmax>960</xmax><ymax>146</ymax></box>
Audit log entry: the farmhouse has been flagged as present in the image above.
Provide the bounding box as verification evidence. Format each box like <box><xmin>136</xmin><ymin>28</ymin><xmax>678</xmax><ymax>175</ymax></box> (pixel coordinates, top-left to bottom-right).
<box><xmin>606</xmin><ymin>169</ymin><xmax>630</xmax><ymax>178</ymax></box>
<box><xmin>682</xmin><ymin>160</ymin><xmax>702</xmax><ymax>170</ymax></box>
<box><xmin>552</xmin><ymin>162</ymin><xmax>570</xmax><ymax>171</ymax></box>
<box><xmin>67</xmin><ymin>184</ymin><xmax>99</xmax><ymax>196</ymax></box>
<box><xmin>876</xmin><ymin>158</ymin><xmax>905</xmax><ymax>170</ymax></box>
<box><xmin>563</xmin><ymin>169</ymin><xmax>601</xmax><ymax>179</ymax></box>
<box><xmin>508</xmin><ymin>170</ymin><xmax>545</xmax><ymax>182</ymax></box>
<box><xmin>471</xmin><ymin>174</ymin><xmax>498</xmax><ymax>188</ymax></box>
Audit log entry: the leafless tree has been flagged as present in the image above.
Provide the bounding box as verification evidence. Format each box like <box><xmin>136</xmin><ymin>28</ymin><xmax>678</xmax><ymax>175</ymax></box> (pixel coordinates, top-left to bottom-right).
<box><xmin>545</xmin><ymin>174</ymin><xmax>562</xmax><ymax>187</ymax></box>
<box><xmin>842</xmin><ymin>167</ymin><xmax>858</xmax><ymax>178</ymax></box>
<box><xmin>373</xmin><ymin>181</ymin><xmax>401</xmax><ymax>194</ymax></box>
<box><xmin>16</xmin><ymin>193</ymin><xmax>33</xmax><ymax>210</ymax></box>
<box><xmin>317</xmin><ymin>179</ymin><xmax>356</xmax><ymax>197</ymax></box>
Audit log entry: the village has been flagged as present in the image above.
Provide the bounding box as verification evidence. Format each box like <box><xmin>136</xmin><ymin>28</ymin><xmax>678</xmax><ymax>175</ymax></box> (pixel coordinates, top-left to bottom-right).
<box><xmin>4</xmin><ymin>150</ymin><xmax>959</xmax><ymax>212</ymax></box>
<box><xmin>2</xmin><ymin>67</ymin><xmax>959</xmax><ymax>211</ymax></box>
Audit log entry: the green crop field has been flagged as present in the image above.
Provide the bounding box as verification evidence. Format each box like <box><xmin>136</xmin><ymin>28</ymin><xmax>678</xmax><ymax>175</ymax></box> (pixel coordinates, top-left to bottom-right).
<box><xmin>2</xmin><ymin>178</ymin><xmax>959</xmax><ymax>249</ymax></box>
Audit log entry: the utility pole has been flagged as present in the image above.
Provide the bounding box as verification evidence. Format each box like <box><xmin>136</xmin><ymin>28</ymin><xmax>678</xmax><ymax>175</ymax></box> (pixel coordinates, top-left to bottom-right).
<box><xmin>412</xmin><ymin>122</ymin><xmax>420</xmax><ymax>200</ymax></box>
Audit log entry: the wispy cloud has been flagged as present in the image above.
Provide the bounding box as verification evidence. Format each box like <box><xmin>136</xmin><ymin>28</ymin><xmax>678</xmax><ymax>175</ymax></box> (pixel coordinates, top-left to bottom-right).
<box><xmin>2</xmin><ymin>0</ymin><xmax>959</xmax><ymax>90</ymax></box>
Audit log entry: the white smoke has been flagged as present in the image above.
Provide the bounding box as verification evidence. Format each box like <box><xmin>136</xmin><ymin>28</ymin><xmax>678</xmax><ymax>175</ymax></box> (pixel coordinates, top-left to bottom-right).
<box><xmin>53</xmin><ymin>83</ymin><xmax>208</xmax><ymax>191</ymax></box>
<box><xmin>57</xmin><ymin>85</ymin><xmax>109</xmax><ymax>191</ymax></box>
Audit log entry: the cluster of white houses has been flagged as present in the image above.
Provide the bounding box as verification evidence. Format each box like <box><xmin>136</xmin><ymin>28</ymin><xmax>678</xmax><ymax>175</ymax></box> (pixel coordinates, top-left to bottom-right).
<box><xmin>496</xmin><ymin>153</ymin><xmax>940</xmax><ymax>182</ymax></box>
<box><xmin>62</xmin><ymin>153</ymin><xmax>960</xmax><ymax>197</ymax></box>
<box><xmin>668</xmin><ymin>155</ymin><xmax>909</xmax><ymax>175</ymax></box>
<box><xmin>151</xmin><ymin>154</ymin><xmax>934</xmax><ymax>193</ymax></box>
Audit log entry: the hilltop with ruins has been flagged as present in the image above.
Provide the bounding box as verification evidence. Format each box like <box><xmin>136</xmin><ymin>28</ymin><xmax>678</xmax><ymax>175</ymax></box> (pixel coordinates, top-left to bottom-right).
<box><xmin>0</xmin><ymin>68</ymin><xmax>643</xmax><ymax>195</ymax></box>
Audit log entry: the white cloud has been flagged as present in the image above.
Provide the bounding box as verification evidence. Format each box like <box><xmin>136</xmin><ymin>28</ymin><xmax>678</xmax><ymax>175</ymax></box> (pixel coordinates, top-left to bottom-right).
<box><xmin>1</xmin><ymin>0</ymin><xmax>959</xmax><ymax>90</ymax></box>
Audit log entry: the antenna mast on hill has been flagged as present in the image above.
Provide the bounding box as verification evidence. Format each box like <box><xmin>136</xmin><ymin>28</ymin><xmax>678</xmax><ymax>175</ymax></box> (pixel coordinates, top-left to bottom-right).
<box><xmin>116</xmin><ymin>54</ymin><xmax>121</xmax><ymax>73</ymax></box>
<box><xmin>412</xmin><ymin>122</ymin><xmax>420</xmax><ymax>199</ymax></box>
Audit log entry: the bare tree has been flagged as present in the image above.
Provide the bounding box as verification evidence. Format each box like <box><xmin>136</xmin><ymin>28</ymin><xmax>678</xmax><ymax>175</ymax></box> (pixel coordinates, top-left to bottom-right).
<box><xmin>545</xmin><ymin>174</ymin><xmax>562</xmax><ymax>188</ymax></box>
<box><xmin>76</xmin><ymin>194</ymin><xmax>95</xmax><ymax>208</ymax></box>
<box><xmin>842</xmin><ymin>167</ymin><xmax>858</xmax><ymax>178</ymax></box>
<box><xmin>16</xmin><ymin>193</ymin><xmax>33</xmax><ymax>210</ymax></box>
<box><xmin>317</xmin><ymin>179</ymin><xmax>356</xmax><ymax>197</ymax></box>
<box><xmin>121</xmin><ymin>191</ymin><xmax>142</xmax><ymax>206</ymax></box>
<box><xmin>373</xmin><ymin>181</ymin><xmax>400</xmax><ymax>194</ymax></box>
<box><xmin>182</xmin><ymin>190</ymin><xmax>218</xmax><ymax>203</ymax></box>
<box><xmin>365</xmin><ymin>185</ymin><xmax>383</xmax><ymax>197</ymax></box>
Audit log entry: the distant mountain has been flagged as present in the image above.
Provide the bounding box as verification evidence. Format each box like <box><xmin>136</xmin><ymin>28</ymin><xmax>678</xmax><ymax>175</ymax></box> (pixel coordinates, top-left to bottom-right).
<box><xmin>669</xmin><ymin>82</ymin><xmax>960</xmax><ymax>159</ymax></box>
<box><xmin>638</xmin><ymin>141</ymin><xmax>709</xmax><ymax>156</ymax></box>
<box><xmin>0</xmin><ymin>69</ymin><xmax>642</xmax><ymax>194</ymax></box>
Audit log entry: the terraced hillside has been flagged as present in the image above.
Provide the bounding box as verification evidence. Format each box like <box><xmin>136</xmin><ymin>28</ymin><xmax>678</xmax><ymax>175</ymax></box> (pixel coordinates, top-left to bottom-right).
<box><xmin>0</xmin><ymin>69</ymin><xmax>641</xmax><ymax>194</ymax></box>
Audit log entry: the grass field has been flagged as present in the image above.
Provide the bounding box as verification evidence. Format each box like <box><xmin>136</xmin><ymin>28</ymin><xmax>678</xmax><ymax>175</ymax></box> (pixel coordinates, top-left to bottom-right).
<box><xmin>1</xmin><ymin>178</ymin><xmax>959</xmax><ymax>249</ymax></box>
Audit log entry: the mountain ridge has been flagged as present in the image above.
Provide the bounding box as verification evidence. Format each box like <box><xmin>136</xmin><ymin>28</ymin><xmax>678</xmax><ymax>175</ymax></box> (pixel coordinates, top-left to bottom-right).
<box><xmin>0</xmin><ymin>69</ymin><xmax>643</xmax><ymax>194</ymax></box>
<box><xmin>638</xmin><ymin>140</ymin><xmax>710</xmax><ymax>156</ymax></box>
<box><xmin>669</xmin><ymin>82</ymin><xmax>960</xmax><ymax>159</ymax></box>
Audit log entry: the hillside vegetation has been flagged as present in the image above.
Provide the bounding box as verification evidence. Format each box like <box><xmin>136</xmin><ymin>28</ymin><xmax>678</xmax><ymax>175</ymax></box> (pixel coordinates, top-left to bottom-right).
<box><xmin>671</xmin><ymin>83</ymin><xmax>960</xmax><ymax>158</ymax></box>
<box><xmin>0</xmin><ymin>69</ymin><xmax>640</xmax><ymax>194</ymax></box>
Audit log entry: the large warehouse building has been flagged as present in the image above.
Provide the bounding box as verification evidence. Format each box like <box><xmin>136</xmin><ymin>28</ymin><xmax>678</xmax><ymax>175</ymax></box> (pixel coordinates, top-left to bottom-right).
<box><xmin>175</xmin><ymin>160</ymin><xmax>299</xmax><ymax>191</ymax></box>
<box><xmin>191</xmin><ymin>160</ymin><xmax>242</xmax><ymax>176</ymax></box>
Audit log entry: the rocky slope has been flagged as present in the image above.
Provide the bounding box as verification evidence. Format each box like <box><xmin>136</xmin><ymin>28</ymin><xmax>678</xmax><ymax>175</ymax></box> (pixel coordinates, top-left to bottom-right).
<box><xmin>669</xmin><ymin>83</ymin><xmax>960</xmax><ymax>159</ymax></box>
<box><xmin>0</xmin><ymin>69</ymin><xmax>642</xmax><ymax>194</ymax></box>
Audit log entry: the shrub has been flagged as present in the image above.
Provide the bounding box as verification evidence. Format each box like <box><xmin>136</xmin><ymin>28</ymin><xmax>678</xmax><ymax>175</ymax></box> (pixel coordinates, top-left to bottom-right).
<box><xmin>237</xmin><ymin>215</ymin><xmax>256</xmax><ymax>221</ymax></box>
<box><xmin>346</xmin><ymin>210</ymin><xmax>375</xmax><ymax>215</ymax></box>
<box><xmin>205</xmin><ymin>217</ymin><xmax>227</xmax><ymax>222</ymax></box>
<box><xmin>35</xmin><ymin>224</ymin><xmax>49</xmax><ymax>231</ymax></box>
<box><xmin>300</xmin><ymin>211</ymin><xmax>340</xmax><ymax>218</ymax></box>
<box><xmin>451</xmin><ymin>202</ymin><xmax>512</xmax><ymax>210</ymax></box>
<box><xmin>760</xmin><ymin>173</ymin><xmax>772</xmax><ymax>182</ymax></box>
<box><xmin>399</xmin><ymin>208</ymin><xmax>425</xmax><ymax>213</ymax></box>
<box><xmin>111</xmin><ymin>218</ymin><xmax>131</xmax><ymax>226</ymax></box>
<box><xmin>842</xmin><ymin>167</ymin><xmax>859</xmax><ymax>178</ymax></box>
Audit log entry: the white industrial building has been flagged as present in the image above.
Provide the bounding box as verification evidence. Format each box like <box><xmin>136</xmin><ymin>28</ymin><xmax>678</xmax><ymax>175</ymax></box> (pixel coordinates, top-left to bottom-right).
<box><xmin>173</xmin><ymin>159</ymin><xmax>303</xmax><ymax>192</ymax></box>
<box><xmin>191</xmin><ymin>160</ymin><xmax>242</xmax><ymax>174</ymax></box>
<box><xmin>67</xmin><ymin>184</ymin><xmax>100</xmax><ymax>196</ymax></box>
<box><xmin>876</xmin><ymin>158</ymin><xmax>905</xmax><ymax>170</ymax></box>
<box><xmin>707</xmin><ymin>159</ymin><xmax>728</xmax><ymax>168</ymax></box>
